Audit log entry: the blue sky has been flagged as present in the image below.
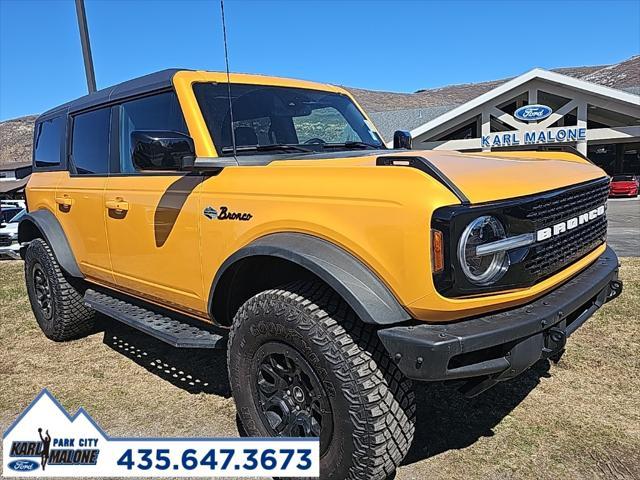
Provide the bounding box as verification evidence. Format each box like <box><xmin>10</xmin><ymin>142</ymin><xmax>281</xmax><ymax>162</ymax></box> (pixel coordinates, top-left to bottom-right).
<box><xmin>1</xmin><ymin>0</ymin><xmax>639</xmax><ymax>120</ymax></box>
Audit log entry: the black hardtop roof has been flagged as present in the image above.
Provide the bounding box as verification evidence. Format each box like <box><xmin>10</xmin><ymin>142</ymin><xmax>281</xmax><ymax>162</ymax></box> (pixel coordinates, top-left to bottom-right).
<box><xmin>38</xmin><ymin>68</ymin><xmax>187</xmax><ymax>120</ymax></box>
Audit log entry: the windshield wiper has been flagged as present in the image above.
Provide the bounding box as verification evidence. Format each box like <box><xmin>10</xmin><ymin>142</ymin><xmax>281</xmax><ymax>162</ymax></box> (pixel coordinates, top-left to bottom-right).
<box><xmin>321</xmin><ymin>141</ymin><xmax>382</xmax><ymax>150</ymax></box>
<box><xmin>222</xmin><ymin>144</ymin><xmax>313</xmax><ymax>154</ymax></box>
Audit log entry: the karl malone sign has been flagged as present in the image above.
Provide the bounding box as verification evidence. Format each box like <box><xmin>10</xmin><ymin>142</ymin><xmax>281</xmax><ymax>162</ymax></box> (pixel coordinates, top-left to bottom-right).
<box><xmin>482</xmin><ymin>127</ymin><xmax>587</xmax><ymax>148</ymax></box>
<box><xmin>481</xmin><ymin>104</ymin><xmax>587</xmax><ymax>148</ymax></box>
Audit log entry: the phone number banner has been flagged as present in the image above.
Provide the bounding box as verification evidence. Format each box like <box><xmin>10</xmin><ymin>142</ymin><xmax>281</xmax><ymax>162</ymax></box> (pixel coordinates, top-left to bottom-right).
<box><xmin>3</xmin><ymin>389</ymin><xmax>319</xmax><ymax>477</ymax></box>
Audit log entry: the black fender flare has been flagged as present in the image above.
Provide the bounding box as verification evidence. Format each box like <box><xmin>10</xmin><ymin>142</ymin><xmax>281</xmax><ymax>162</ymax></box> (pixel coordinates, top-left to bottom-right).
<box><xmin>18</xmin><ymin>209</ymin><xmax>83</xmax><ymax>278</ymax></box>
<box><xmin>210</xmin><ymin>233</ymin><xmax>411</xmax><ymax>325</ymax></box>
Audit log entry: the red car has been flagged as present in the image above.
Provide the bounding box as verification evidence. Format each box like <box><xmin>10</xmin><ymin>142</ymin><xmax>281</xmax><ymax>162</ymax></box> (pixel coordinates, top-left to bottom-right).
<box><xmin>609</xmin><ymin>174</ymin><xmax>639</xmax><ymax>197</ymax></box>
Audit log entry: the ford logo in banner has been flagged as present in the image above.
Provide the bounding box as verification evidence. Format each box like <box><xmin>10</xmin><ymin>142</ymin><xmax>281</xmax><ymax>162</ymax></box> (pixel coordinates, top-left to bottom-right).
<box><xmin>514</xmin><ymin>104</ymin><xmax>553</xmax><ymax>122</ymax></box>
<box><xmin>8</xmin><ymin>459</ymin><xmax>40</xmax><ymax>472</ymax></box>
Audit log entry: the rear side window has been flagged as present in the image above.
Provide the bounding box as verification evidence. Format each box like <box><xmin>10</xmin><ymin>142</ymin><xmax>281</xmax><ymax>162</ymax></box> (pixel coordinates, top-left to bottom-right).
<box><xmin>34</xmin><ymin>116</ymin><xmax>64</xmax><ymax>168</ymax></box>
<box><xmin>71</xmin><ymin>107</ymin><xmax>111</xmax><ymax>174</ymax></box>
<box><xmin>119</xmin><ymin>92</ymin><xmax>188</xmax><ymax>173</ymax></box>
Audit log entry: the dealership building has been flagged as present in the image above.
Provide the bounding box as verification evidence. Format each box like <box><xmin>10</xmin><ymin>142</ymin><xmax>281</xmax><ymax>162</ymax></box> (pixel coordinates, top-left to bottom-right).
<box><xmin>353</xmin><ymin>57</ymin><xmax>640</xmax><ymax>175</ymax></box>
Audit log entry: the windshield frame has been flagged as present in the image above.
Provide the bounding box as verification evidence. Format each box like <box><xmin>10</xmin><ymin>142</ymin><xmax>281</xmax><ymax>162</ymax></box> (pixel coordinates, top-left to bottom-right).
<box><xmin>192</xmin><ymin>82</ymin><xmax>386</xmax><ymax>158</ymax></box>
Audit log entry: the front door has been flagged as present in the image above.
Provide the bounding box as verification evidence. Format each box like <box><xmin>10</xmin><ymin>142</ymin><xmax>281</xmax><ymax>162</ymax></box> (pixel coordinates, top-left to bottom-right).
<box><xmin>56</xmin><ymin>107</ymin><xmax>112</xmax><ymax>283</ymax></box>
<box><xmin>104</xmin><ymin>91</ymin><xmax>206</xmax><ymax>315</ymax></box>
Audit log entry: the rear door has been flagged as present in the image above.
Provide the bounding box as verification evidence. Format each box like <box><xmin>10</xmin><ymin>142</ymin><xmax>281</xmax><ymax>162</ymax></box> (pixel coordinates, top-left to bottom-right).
<box><xmin>55</xmin><ymin>107</ymin><xmax>113</xmax><ymax>283</ymax></box>
<box><xmin>104</xmin><ymin>92</ymin><xmax>206</xmax><ymax>314</ymax></box>
<box><xmin>27</xmin><ymin>116</ymin><xmax>67</xmax><ymax>221</ymax></box>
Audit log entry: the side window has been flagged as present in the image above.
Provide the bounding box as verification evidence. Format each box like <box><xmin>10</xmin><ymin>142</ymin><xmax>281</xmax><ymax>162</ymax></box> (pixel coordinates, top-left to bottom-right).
<box><xmin>71</xmin><ymin>108</ymin><xmax>111</xmax><ymax>174</ymax></box>
<box><xmin>119</xmin><ymin>92</ymin><xmax>188</xmax><ymax>173</ymax></box>
<box><xmin>34</xmin><ymin>116</ymin><xmax>64</xmax><ymax>169</ymax></box>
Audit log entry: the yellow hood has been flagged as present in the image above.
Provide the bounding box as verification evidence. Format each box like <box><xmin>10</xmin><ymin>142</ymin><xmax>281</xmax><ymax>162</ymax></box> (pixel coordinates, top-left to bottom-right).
<box><xmin>271</xmin><ymin>149</ymin><xmax>607</xmax><ymax>205</ymax></box>
<box><xmin>381</xmin><ymin>150</ymin><xmax>607</xmax><ymax>204</ymax></box>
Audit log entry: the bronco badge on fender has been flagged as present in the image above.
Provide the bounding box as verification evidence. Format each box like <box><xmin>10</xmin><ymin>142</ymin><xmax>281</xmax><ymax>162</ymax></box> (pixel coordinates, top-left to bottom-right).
<box><xmin>204</xmin><ymin>206</ymin><xmax>252</xmax><ymax>221</ymax></box>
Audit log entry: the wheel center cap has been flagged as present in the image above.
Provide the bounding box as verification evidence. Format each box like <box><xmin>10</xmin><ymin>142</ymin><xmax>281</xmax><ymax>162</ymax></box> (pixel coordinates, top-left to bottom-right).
<box><xmin>293</xmin><ymin>386</ymin><xmax>305</xmax><ymax>403</ymax></box>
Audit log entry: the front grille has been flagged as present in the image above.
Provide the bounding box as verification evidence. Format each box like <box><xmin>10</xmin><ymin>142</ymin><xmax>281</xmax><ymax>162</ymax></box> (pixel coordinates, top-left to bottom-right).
<box><xmin>432</xmin><ymin>176</ymin><xmax>611</xmax><ymax>297</ymax></box>
<box><xmin>0</xmin><ymin>234</ymin><xmax>12</xmax><ymax>247</ymax></box>
<box><xmin>522</xmin><ymin>178</ymin><xmax>609</xmax><ymax>280</ymax></box>
<box><xmin>524</xmin><ymin>178</ymin><xmax>610</xmax><ymax>229</ymax></box>
<box><xmin>525</xmin><ymin>216</ymin><xmax>607</xmax><ymax>278</ymax></box>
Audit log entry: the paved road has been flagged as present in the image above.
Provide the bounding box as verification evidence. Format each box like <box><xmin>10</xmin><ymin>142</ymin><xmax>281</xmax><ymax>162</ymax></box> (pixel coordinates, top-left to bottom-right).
<box><xmin>607</xmin><ymin>198</ymin><xmax>639</xmax><ymax>257</ymax></box>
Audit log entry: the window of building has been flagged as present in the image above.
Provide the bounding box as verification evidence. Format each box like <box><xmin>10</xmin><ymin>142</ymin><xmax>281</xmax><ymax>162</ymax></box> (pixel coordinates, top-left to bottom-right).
<box><xmin>587</xmin><ymin>105</ymin><xmax>640</xmax><ymax>128</ymax></box>
<box><xmin>71</xmin><ymin>108</ymin><xmax>111</xmax><ymax>175</ymax></box>
<box><xmin>435</xmin><ymin>117</ymin><xmax>479</xmax><ymax>141</ymax></box>
<box><xmin>587</xmin><ymin>144</ymin><xmax>616</xmax><ymax>174</ymax></box>
<box><xmin>537</xmin><ymin>91</ymin><xmax>572</xmax><ymax>112</ymax></box>
<box><xmin>34</xmin><ymin>116</ymin><xmax>65</xmax><ymax>168</ymax></box>
<box><xmin>119</xmin><ymin>92</ymin><xmax>188</xmax><ymax>172</ymax></box>
<box><xmin>623</xmin><ymin>142</ymin><xmax>640</xmax><ymax>174</ymax></box>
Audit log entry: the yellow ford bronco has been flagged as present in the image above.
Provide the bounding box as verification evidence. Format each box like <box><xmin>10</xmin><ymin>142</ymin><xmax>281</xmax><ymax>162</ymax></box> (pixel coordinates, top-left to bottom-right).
<box><xmin>20</xmin><ymin>69</ymin><xmax>622</xmax><ymax>479</ymax></box>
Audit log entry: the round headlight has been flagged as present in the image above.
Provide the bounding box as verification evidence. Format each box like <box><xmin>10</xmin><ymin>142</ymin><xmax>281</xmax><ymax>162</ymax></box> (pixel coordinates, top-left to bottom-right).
<box><xmin>457</xmin><ymin>216</ymin><xmax>509</xmax><ymax>285</ymax></box>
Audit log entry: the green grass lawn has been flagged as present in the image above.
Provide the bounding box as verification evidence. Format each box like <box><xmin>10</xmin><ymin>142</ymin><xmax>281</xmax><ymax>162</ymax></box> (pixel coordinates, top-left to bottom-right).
<box><xmin>1</xmin><ymin>259</ymin><xmax>639</xmax><ymax>479</ymax></box>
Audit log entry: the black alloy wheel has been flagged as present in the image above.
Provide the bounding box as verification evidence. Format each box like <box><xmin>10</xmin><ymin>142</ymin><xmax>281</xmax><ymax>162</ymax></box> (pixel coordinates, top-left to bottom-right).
<box><xmin>24</xmin><ymin>238</ymin><xmax>96</xmax><ymax>341</ymax></box>
<box><xmin>253</xmin><ymin>342</ymin><xmax>333</xmax><ymax>453</ymax></box>
<box><xmin>228</xmin><ymin>280</ymin><xmax>416</xmax><ymax>480</ymax></box>
<box><xmin>32</xmin><ymin>263</ymin><xmax>54</xmax><ymax>320</ymax></box>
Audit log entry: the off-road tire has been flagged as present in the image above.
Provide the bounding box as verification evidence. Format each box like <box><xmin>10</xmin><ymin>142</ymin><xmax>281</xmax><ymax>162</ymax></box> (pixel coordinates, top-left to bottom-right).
<box><xmin>25</xmin><ymin>238</ymin><xmax>95</xmax><ymax>341</ymax></box>
<box><xmin>228</xmin><ymin>280</ymin><xmax>416</xmax><ymax>480</ymax></box>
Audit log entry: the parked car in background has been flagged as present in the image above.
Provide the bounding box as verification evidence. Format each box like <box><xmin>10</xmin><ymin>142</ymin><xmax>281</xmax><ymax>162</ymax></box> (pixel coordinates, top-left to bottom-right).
<box><xmin>1</xmin><ymin>199</ymin><xmax>27</xmax><ymax>209</ymax></box>
<box><xmin>0</xmin><ymin>206</ymin><xmax>22</xmax><ymax>224</ymax></box>
<box><xmin>0</xmin><ymin>208</ymin><xmax>25</xmax><ymax>259</ymax></box>
<box><xmin>609</xmin><ymin>174</ymin><xmax>639</xmax><ymax>197</ymax></box>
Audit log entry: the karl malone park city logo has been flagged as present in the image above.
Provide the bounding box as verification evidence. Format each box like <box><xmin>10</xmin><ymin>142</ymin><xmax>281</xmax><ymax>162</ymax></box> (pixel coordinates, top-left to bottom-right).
<box><xmin>3</xmin><ymin>389</ymin><xmax>321</xmax><ymax>477</ymax></box>
<box><xmin>3</xmin><ymin>390</ymin><xmax>102</xmax><ymax>474</ymax></box>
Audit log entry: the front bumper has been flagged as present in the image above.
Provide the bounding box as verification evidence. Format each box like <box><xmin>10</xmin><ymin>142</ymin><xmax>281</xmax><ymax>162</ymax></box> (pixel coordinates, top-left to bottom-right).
<box><xmin>0</xmin><ymin>243</ymin><xmax>21</xmax><ymax>260</ymax></box>
<box><xmin>378</xmin><ymin>246</ymin><xmax>622</xmax><ymax>396</ymax></box>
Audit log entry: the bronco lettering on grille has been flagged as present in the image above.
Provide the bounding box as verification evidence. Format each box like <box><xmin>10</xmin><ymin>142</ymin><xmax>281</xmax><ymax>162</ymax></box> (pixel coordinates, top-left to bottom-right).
<box><xmin>536</xmin><ymin>205</ymin><xmax>605</xmax><ymax>242</ymax></box>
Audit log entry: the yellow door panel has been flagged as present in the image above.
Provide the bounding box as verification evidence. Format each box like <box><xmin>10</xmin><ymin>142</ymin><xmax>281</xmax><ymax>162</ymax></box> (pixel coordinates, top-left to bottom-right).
<box><xmin>104</xmin><ymin>174</ymin><xmax>206</xmax><ymax>314</ymax></box>
<box><xmin>55</xmin><ymin>172</ymin><xmax>112</xmax><ymax>283</ymax></box>
<box><xmin>25</xmin><ymin>171</ymin><xmax>65</xmax><ymax>215</ymax></box>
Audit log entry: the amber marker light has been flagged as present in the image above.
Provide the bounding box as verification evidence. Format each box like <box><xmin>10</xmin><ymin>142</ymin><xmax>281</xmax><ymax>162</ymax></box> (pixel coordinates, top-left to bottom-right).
<box><xmin>431</xmin><ymin>229</ymin><xmax>444</xmax><ymax>274</ymax></box>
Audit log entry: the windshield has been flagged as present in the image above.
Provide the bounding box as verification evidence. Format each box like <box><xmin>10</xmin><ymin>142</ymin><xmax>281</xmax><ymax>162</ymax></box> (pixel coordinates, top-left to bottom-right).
<box><xmin>9</xmin><ymin>209</ymin><xmax>26</xmax><ymax>223</ymax></box>
<box><xmin>193</xmin><ymin>83</ymin><xmax>384</xmax><ymax>156</ymax></box>
<box><xmin>612</xmin><ymin>175</ymin><xmax>635</xmax><ymax>181</ymax></box>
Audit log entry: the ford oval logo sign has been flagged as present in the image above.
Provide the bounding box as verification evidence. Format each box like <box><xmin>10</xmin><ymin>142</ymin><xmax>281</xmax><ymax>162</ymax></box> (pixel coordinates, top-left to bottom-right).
<box><xmin>514</xmin><ymin>104</ymin><xmax>553</xmax><ymax>122</ymax></box>
<box><xmin>8</xmin><ymin>459</ymin><xmax>39</xmax><ymax>472</ymax></box>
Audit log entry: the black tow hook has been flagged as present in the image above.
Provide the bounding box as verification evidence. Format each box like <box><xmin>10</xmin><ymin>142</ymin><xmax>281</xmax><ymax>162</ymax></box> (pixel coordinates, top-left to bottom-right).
<box><xmin>542</xmin><ymin>327</ymin><xmax>567</xmax><ymax>363</ymax></box>
<box><xmin>607</xmin><ymin>280</ymin><xmax>623</xmax><ymax>302</ymax></box>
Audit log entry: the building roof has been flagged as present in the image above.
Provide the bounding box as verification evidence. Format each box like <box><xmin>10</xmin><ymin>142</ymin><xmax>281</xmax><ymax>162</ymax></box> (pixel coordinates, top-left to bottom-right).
<box><xmin>403</xmin><ymin>68</ymin><xmax>640</xmax><ymax>145</ymax></box>
<box><xmin>0</xmin><ymin>161</ymin><xmax>31</xmax><ymax>171</ymax></box>
<box><xmin>370</xmin><ymin>105</ymin><xmax>456</xmax><ymax>141</ymax></box>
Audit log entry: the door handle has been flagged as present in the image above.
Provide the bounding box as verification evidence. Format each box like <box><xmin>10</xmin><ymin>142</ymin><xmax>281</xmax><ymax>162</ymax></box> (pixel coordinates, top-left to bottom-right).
<box><xmin>55</xmin><ymin>195</ymin><xmax>74</xmax><ymax>207</ymax></box>
<box><xmin>105</xmin><ymin>199</ymin><xmax>129</xmax><ymax>212</ymax></box>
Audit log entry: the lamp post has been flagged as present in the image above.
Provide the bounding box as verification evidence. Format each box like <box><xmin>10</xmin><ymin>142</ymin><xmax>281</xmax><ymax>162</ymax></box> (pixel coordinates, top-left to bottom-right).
<box><xmin>74</xmin><ymin>0</ymin><xmax>96</xmax><ymax>93</ymax></box>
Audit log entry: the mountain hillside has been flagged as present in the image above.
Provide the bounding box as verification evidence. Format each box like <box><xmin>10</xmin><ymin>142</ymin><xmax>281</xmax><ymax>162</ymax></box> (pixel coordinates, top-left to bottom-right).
<box><xmin>0</xmin><ymin>115</ymin><xmax>37</xmax><ymax>167</ymax></box>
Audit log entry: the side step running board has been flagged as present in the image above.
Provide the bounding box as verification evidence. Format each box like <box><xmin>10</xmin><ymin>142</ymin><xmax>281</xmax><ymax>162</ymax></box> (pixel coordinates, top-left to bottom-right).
<box><xmin>84</xmin><ymin>289</ymin><xmax>225</xmax><ymax>349</ymax></box>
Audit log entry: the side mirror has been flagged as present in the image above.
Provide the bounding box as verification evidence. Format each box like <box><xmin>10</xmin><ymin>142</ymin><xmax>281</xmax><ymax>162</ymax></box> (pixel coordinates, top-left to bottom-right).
<box><xmin>131</xmin><ymin>131</ymin><xmax>195</xmax><ymax>171</ymax></box>
<box><xmin>393</xmin><ymin>130</ymin><xmax>412</xmax><ymax>150</ymax></box>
